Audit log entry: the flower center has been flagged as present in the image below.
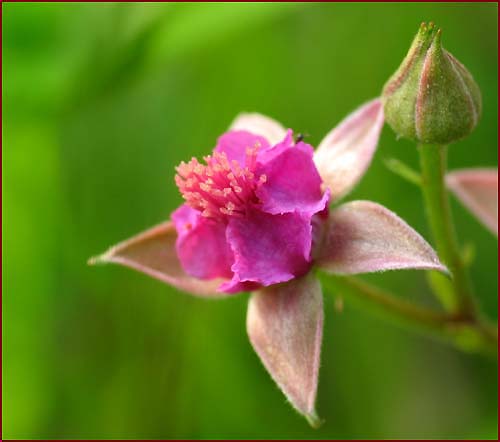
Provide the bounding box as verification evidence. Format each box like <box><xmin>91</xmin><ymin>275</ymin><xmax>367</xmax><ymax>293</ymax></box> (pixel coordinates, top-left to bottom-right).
<box><xmin>175</xmin><ymin>147</ymin><xmax>267</xmax><ymax>220</ymax></box>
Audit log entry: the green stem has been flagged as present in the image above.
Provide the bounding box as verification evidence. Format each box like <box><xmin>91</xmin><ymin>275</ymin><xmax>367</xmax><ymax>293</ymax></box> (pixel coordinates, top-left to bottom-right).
<box><xmin>322</xmin><ymin>273</ymin><xmax>448</xmax><ymax>331</ymax></box>
<box><xmin>319</xmin><ymin>273</ymin><xmax>497</xmax><ymax>356</ymax></box>
<box><xmin>418</xmin><ymin>144</ymin><xmax>476</xmax><ymax>317</ymax></box>
<box><xmin>384</xmin><ymin>157</ymin><xmax>422</xmax><ymax>187</ymax></box>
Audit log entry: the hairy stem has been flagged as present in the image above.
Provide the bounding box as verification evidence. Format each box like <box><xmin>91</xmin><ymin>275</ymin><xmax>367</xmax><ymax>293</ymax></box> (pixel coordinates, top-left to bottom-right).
<box><xmin>418</xmin><ymin>144</ymin><xmax>476</xmax><ymax>316</ymax></box>
<box><xmin>319</xmin><ymin>273</ymin><xmax>497</xmax><ymax>357</ymax></box>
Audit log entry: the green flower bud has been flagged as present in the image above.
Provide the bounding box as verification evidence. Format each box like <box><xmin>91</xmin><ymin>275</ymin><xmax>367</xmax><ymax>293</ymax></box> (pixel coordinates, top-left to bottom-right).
<box><xmin>382</xmin><ymin>22</ymin><xmax>482</xmax><ymax>145</ymax></box>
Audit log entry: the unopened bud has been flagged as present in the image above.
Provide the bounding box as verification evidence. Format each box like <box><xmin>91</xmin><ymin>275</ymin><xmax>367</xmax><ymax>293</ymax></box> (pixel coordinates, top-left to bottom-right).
<box><xmin>382</xmin><ymin>22</ymin><xmax>482</xmax><ymax>145</ymax></box>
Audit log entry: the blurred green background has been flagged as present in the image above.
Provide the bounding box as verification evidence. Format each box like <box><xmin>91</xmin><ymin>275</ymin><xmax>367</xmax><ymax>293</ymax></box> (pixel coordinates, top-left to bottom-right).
<box><xmin>3</xmin><ymin>2</ymin><xmax>498</xmax><ymax>439</ymax></box>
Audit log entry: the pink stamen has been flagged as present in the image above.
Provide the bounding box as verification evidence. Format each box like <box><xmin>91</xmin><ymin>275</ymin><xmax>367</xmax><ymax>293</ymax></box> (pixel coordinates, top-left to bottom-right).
<box><xmin>175</xmin><ymin>148</ymin><xmax>266</xmax><ymax>220</ymax></box>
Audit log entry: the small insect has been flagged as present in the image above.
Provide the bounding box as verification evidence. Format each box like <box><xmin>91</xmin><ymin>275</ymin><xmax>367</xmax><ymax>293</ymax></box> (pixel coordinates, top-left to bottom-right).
<box><xmin>295</xmin><ymin>132</ymin><xmax>309</xmax><ymax>143</ymax></box>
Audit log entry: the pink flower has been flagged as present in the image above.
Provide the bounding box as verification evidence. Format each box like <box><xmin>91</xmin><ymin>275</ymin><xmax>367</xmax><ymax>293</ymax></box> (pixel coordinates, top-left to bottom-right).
<box><xmin>172</xmin><ymin>128</ymin><xmax>330</xmax><ymax>294</ymax></box>
<box><xmin>90</xmin><ymin>99</ymin><xmax>447</xmax><ymax>426</ymax></box>
<box><xmin>446</xmin><ymin>168</ymin><xmax>498</xmax><ymax>235</ymax></box>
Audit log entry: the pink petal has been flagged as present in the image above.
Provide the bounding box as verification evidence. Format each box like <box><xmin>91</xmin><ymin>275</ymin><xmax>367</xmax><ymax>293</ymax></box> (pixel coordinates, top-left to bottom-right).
<box><xmin>88</xmin><ymin>222</ymin><xmax>228</xmax><ymax>297</ymax></box>
<box><xmin>172</xmin><ymin>204</ymin><xmax>234</xmax><ymax>280</ymax></box>
<box><xmin>316</xmin><ymin>200</ymin><xmax>448</xmax><ymax>274</ymax></box>
<box><xmin>256</xmin><ymin>129</ymin><xmax>295</xmax><ymax>165</ymax></box>
<box><xmin>446</xmin><ymin>168</ymin><xmax>498</xmax><ymax>235</ymax></box>
<box><xmin>221</xmin><ymin>208</ymin><xmax>313</xmax><ymax>293</ymax></box>
<box><xmin>229</xmin><ymin>112</ymin><xmax>287</xmax><ymax>146</ymax></box>
<box><xmin>256</xmin><ymin>141</ymin><xmax>330</xmax><ymax>215</ymax></box>
<box><xmin>314</xmin><ymin>99</ymin><xmax>384</xmax><ymax>202</ymax></box>
<box><xmin>214</xmin><ymin>130</ymin><xmax>270</xmax><ymax>166</ymax></box>
<box><xmin>247</xmin><ymin>274</ymin><xmax>323</xmax><ymax>426</ymax></box>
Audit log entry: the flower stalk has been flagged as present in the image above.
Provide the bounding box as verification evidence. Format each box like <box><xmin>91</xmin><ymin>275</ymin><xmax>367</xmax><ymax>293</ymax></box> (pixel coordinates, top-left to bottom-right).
<box><xmin>320</xmin><ymin>273</ymin><xmax>497</xmax><ymax>356</ymax></box>
<box><xmin>419</xmin><ymin>144</ymin><xmax>476</xmax><ymax>317</ymax></box>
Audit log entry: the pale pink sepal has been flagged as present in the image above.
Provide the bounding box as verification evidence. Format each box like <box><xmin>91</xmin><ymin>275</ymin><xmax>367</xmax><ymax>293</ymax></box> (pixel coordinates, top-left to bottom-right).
<box><xmin>88</xmin><ymin>222</ymin><xmax>227</xmax><ymax>297</ymax></box>
<box><xmin>446</xmin><ymin>168</ymin><xmax>498</xmax><ymax>235</ymax></box>
<box><xmin>247</xmin><ymin>275</ymin><xmax>323</xmax><ymax>427</ymax></box>
<box><xmin>316</xmin><ymin>200</ymin><xmax>448</xmax><ymax>275</ymax></box>
<box><xmin>229</xmin><ymin>112</ymin><xmax>287</xmax><ymax>146</ymax></box>
<box><xmin>314</xmin><ymin>99</ymin><xmax>384</xmax><ymax>202</ymax></box>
